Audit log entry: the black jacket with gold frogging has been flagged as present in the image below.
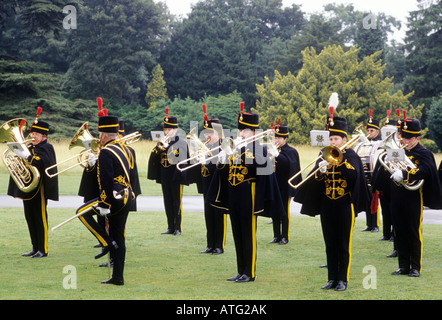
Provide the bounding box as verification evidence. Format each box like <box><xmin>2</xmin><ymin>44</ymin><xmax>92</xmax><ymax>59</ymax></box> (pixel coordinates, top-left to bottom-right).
<box><xmin>294</xmin><ymin>148</ymin><xmax>371</xmax><ymax>217</ymax></box>
<box><xmin>97</xmin><ymin>140</ymin><xmax>135</xmax><ymax>210</ymax></box>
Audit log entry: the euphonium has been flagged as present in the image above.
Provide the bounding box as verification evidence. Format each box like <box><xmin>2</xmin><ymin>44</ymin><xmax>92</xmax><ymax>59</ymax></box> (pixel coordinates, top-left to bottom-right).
<box><xmin>0</xmin><ymin>118</ymin><xmax>40</xmax><ymax>192</ymax></box>
<box><xmin>377</xmin><ymin>133</ymin><xmax>424</xmax><ymax>191</ymax></box>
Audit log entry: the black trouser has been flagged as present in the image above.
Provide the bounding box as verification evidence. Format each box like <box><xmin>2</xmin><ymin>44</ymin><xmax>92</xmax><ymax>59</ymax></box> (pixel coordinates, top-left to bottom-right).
<box><xmin>228</xmin><ymin>181</ymin><xmax>258</xmax><ymax>278</ymax></box>
<box><xmin>379</xmin><ymin>193</ymin><xmax>394</xmax><ymax>240</ymax></box>
<box><xmin>203</xmin><ymin>193</ymin><xmax>226</xmax><ymax>250</ymax></box>
<box><xmin>320</xmin><ymin>195</ymin><xmax>355</xmax><ymax>283</ymax></box>
<box><xmin>77</xmin><ymin>196</ymin><xmax>132</xmax><ymax>281</ymax></box>
<box><xmin>161</xmin><ymin>182</ymin><xmax>183</xmax><ymax>232</ymax></box>
<box><xmin>390</xmin><ymin>187</ymin><xmax>423</xmax><ymax>272</ymax></box>
<box><xmin>23</xmin><ymin>186</ymin><xmax>48</xmax><ymax>254</ymax></box>
<box><xmin>272</xmin><ymin>197</ymin><xmax>291</xmax><ymax>240</ymax></box>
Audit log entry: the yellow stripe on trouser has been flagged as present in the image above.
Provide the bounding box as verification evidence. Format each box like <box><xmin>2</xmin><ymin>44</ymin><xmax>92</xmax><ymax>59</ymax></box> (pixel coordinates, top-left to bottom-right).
<box><xmin>346</xmin><ymin>203</ymin><xmax>355</xmax><ymax>282</ymax></box>
<box><xmin>418</xmin><ymin>188</ymin><xmax>423</xmax><ymax>272</ymax></box>
<box><xmin>40</xmin><ymin>185</ymin><xmax>48</xmax><ymax>254</ymax></box>
<box><xmin>78</xmin><ymin>200</ymin><xmax>108</xmax><ymax>246</ymax></box>
<box><xmin>179</xmin><ymin>184</ymin><xmax>183</xmax><ymax>231</ymax></box>
<box><xmin>251</xmin><ymin>182</ymin><xmax>257</xmax><ymax>279</ymax></box>
<box><xmin>287</xmin><ymin>198</ymin><xmax>291</xmax><ymax>240</ymax></box>
<box><xmin>222</xmin><ymin>214</ymin><xmax>227</xmax><ymax>249</ymax></box>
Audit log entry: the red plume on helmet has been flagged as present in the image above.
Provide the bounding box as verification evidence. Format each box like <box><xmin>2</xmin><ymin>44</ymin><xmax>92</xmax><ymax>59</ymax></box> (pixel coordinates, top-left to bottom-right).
<box><xmin>97</xmin><ymin>97</ymin><xmax>108</xmax><ymax>117</ymax></box>
<box><xmin>369</xmin><ymin>109</ymin><xmax>373</xmax><ymax>123</ymax></box>
<box><xmin>396</xmin><ymin>109</ymin><xmax>402</xmax><ymax>125</ymax></box>
<box><xmin>239</xmin><ymin>102</ymin><xmax>245</xmax><ymax>120</ymax></box>
<box><xmin>403</xmin><ymin>110</ymin><xmax>408</xmax><ymax>130</ymax></box>
<box><xmin>385</xmin><ymin>110</ymin><xmax>391</xmax><ymax>125</ymax></box>
<box><xmin>202</xmin><ymin>104</ymin><xmax>209</xmax><ymax>123</ymax></box>
<box><xmin>165</xmin><ymin>107</ymin><xmax>169</xmax><ymax>119</ymax></box>
<box><xmin>34</xmin><ymin>106</ymin><xmax>43</xmax><ymax>124</ymax></box>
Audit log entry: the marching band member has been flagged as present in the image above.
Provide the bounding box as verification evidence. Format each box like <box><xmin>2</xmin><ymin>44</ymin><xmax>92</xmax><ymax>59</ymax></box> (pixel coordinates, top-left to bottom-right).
<box><xmin>270</xmin><ymin>121</ymin><xmax>301</xmax><ymax>245</ymax></box>
<box><xmin>76</xmin><ymin>114</ymin><xmax>136</xmax><ymax>285</ymax></box>
<box><xmin>372</xmin><ymin>117</ymin><xmax>442</xmax><ymax>277</ymax></box>
<box><xmin>361</xmin><ymin>112</ymin><xmax>381</xmax><ymax>233</ymax></box>
<box><xmin>148</xmin><ymin>108</ymin><xmax>188</xmax><ymax>235</ymax></box>
<box><xmin>8</xmin><ymin>108</ymin><xmax>59</xmax><ymax>258</ymax></box>
<box><xmin>207</xmin><ymin>103</ymin><xmax>283</xmax><ymax>283</ymax></box>
<box><xmin>199</xmin><ymin>106</ymin><xmax>227</xmax><ymax>255</ymax></box>
<box><xmin>294</xmin><ymin>116</ymin><xmax>371</xmax><ymax>291</ymax></box>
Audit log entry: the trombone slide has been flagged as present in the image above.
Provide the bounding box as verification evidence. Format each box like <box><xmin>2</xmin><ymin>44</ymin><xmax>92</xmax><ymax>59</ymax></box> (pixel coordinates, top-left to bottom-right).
<box><xmin>51</xmin><ymin>203</ymin><xmax>98</xmax><ymax>231</ymax></box>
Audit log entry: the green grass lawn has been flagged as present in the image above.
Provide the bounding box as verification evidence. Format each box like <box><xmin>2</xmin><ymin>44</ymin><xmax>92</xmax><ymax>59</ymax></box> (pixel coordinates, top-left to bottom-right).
<box><xmin>0</xmin><ymin>140</ymin><xmax>441</xmax><ymax>302</ymax></box>
<box><xmin>0</xmin><ymin>207</ymin><xmax>440</xmax><ymax>300</ymax></box>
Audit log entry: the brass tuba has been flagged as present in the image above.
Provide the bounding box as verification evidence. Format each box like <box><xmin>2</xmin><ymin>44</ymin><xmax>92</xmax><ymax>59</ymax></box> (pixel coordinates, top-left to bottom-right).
<box><xmin>0</xmin><ymin>118</ymin><xmax>41</xmax><ymax>192</ymax></box>
<box><xmin>377</xmin><ymin>133</ymin><xmax>424</xmax><ymax>191</ymax></box>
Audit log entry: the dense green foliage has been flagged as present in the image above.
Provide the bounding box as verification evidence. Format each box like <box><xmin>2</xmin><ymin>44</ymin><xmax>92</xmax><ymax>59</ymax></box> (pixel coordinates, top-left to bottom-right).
<box><xmin>0</xmin><ymin>0</ymin><xmax>440</xmax><ymax>149</ymax></box>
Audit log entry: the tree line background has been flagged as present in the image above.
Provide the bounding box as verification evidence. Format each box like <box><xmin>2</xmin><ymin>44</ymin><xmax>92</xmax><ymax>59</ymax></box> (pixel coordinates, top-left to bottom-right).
<box><xmin>0</xmin><ymin>0</ymin><xmax>441</xmax><ymax>151</ymax></box>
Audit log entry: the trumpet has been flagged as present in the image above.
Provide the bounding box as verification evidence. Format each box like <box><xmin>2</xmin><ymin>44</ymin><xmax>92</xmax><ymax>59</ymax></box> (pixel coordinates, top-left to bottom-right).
<box><xmin>288</xmin><ymin>131</ymin><xmax>363</xmax><ymax>189</ymax></box>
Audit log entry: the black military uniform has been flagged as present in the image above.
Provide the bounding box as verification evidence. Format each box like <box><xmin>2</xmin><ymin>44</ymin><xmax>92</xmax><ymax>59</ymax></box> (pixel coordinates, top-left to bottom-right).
<box><xmin>78</xmin><ymin>119</ymin><xmax>141</xmax><ymax>264</ymax></box>
<box><xmin>372</xmin><ymin>118</ymin><xmax>442</xmax><ymax>277</ymax></box>
<box><xmin>148</xmin><ymin>109</ymin><xmax>187</xmax><ymax>235</ymax></box>
<box><xmin>361</xmin><ymin>116</ymin><xmax>382</xmax><ymax>232</ymax></box>
<box><xmin>207</xmin><ymin>104</ymin><xmax>282</xmax><ymax>283</ymax></box>
<box><xmin>294</xmin><ymin>116</ymin><xmax>371</xmax><ymax>291</ymax></box>
<box><xmin>270</xmin><ymin>124</ymin><xmax>301</xmax><ymax>244</ymax></box>
<box><xmin>76</xmin><ymin>115</ymin><xmax>136</xmax><ymax>285</ymax></box>
<box><xmin>199</xmin><ymin>114</ymin><xmax>226</xmax><ymax>254</ymax></box>
<box><xmin>8</xmin><ymin>115</ymin><xmax>58</xmax><ymax>258</ymax></box>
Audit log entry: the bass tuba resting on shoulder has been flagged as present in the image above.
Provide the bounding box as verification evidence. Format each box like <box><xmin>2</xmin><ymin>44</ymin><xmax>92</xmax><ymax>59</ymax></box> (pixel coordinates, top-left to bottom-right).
<box><xmin>0</xmin><ymin>118</ymin><xmax>40</xmax><ymax>192</ymax></box>
<box><xmin>377</xmin><ymin>132</ymin><xmax>424</xmax><ymax>191</ymax></box>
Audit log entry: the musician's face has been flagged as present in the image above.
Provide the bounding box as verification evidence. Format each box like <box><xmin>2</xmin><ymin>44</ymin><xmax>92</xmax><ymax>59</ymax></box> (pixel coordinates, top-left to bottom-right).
<box><xmin>329</xmin><ymin>135</ymin><xmax>346</xmax><ymax>148</ymax></box>
<box><xmin>239</xmin><ymin>129</ymin><xmax>254</xmax><ymax>139</ymax></box>
<box><xmin>367</xmin><ymin>128</ymin><xmax>379</xmax><ymax>139</ymax></box>
<box><xmin>275</xmin><ymin>136</ymin><xmax>286</xmax><ymax>147</ymax></box>
<box><xmin>31</xmin><ymin>132</ymin><xmax>46</xmax><ymax>146</ymax></box>
<box><xmin>402</xmin><ymin>136</ymin><xmax>419</xmax><ymax>150</ymax></box>
<box><xmin>164</xmin><ymin>128</ymin><xmax>177</xmax><ymax>137</ymax></box>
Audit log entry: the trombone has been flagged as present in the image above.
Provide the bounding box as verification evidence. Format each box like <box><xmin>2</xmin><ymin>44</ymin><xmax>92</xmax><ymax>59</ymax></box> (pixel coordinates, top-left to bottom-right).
<box><xmin>45</xmin><ymin>123</ymin><xmax>142</xmax><ymax>178</ymax></box>
<box><xmin>176</xmin><ymin>128</ymin><xmax>276</xmax><ymax>171</ymax></box>
<box><xmin>288</xmin><ymin>130</ymin><xmax>364</xmax><ymax>189</ymax></box>
<box><xmin>176</xmin><ymin>128</ymin><xmax>222</xmax><ymax>172</ymax></box>
<box><xmin>45</xmin><ymin>122</ymin><xmax>100</xmax><ymax>178</ymax></box>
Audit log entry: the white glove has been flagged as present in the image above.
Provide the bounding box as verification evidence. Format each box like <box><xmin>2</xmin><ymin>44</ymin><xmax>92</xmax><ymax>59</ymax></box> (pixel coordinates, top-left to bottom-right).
<box><xmin>359</xmin><ymin>134</ymin><xmax>369</xmax><ymax>143</ymax></box>
<box><xmin>218</xmin><ymin>151</ymin><xmax>227</xmax><ymax>164</ymax></box>
<box><xmin>88</xmin><ymin>153</ymin><xmax>97</xmax><ymax>167</ymax></box>
<box><xmin>12</xmin><ymin>149</ymin><xmax>28</xmax><ymax>159</ymax></box>
<box><xmin>318</xmin><ymin>160</ymin><xmax>329</xmax><ymax>173</ymax></box>
<box><xmin>97</xmin><ymin>207</ymin><xmax>110</xmax><ymax>216</ymax></box>
<box><xmin>390</xmin><ymin>169</ymin><xmax>404</xmax><ymax>183</ymax></box>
